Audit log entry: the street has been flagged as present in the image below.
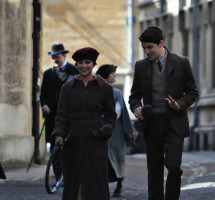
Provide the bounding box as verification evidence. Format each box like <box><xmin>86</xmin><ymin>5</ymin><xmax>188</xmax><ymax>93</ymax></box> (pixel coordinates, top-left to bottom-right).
<box><xmin>1</xmin><ymin>151</ymin><xmax>215</xmax><ymax>200</ymax></box>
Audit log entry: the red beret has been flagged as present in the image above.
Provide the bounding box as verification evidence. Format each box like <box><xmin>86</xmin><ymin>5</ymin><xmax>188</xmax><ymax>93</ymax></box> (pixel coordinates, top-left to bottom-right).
<box><xmin>72</xmin><ymin>47</ymin><xmax>99</xmax><ymax>63</ymax></box>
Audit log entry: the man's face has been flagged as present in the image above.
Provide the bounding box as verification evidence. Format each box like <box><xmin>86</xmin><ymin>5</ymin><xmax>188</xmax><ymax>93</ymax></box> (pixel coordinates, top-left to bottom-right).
<box><xmin>52</xmin><ymin>53</ymin><xmax>66</xmax><ymax>67</ymax></box>
<box><xmin>141</xmin><ymin>40</ymin><xmax>163</xmax><ymax>61</ymax></box>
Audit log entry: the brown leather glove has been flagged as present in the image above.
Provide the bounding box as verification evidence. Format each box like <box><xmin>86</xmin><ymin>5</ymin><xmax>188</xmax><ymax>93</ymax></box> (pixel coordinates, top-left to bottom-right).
<box><xmin>55</xmin><ymin>136</ymin><xmax>63</xmax><ymax>146</ymax></box>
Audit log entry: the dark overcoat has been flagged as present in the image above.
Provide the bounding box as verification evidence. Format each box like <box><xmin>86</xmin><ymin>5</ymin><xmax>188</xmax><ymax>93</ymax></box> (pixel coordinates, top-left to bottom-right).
<box><xmin>52</xmin><ymin>75</ymin><xmax>117</xmax><ymax>200</ymax></box>
<box><xmin>40</xmin><ymin>63</ymin><xmax>79</xmax><ymax>143</ymax></box>
<box><xmin>129</xmin><ymin>47</ymin><xmax>198</xmax><ymax>138</ymax></box>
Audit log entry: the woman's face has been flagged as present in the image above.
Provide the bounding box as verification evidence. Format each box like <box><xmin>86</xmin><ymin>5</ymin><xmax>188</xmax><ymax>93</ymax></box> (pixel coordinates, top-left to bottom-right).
<box><xmin>106</xmin><ymin>72</ymin><xmax>115</xmax><ymax>84</ymax></box>
<box><xmin>76</xmin><ymin>60</ymin><xmax>94</xmax><ymax>77</ymax></box>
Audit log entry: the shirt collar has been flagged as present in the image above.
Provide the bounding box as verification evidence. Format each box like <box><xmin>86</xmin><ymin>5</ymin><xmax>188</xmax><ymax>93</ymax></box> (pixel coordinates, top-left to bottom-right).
<box><xmin>156</xmin><ymin>49</ymin><xmax>167</xmax><ymax>67</ymax></box>
<box><xmin>59</xmin><ymin>61</ymin><xmax>68</xmax><ymax>71</ymax></box>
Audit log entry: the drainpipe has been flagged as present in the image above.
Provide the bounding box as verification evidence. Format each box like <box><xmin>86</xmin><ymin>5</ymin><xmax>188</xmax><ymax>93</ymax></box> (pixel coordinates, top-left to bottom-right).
<box><xmin>160</xmin><ymin>0</ymin><xmax>165</xmax><ymax>28</ymax></box>
<box><xmin>189</xmin><ymin>0</ymin><xmax>199</xmax><ymax>151</ymax></box>
<box><xmin>32</xmin><ymin>0</ymin><xmax>41</xmax><ymax>164</ymax></box>
<box><xmin>128</xmin><ymin>0</ymin><xmax>134</xmax><ymax>70</ymax></box>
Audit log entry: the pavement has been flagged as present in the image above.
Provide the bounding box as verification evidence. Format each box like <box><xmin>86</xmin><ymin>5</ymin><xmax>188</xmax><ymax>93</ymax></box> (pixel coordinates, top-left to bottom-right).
<box><xmin>0</xmin><ymin>151</ymin><xmax>215</xmax><ymax>200</ymax></box>
<box><xmin>1</xmin><ymin>151</ymin><xmax>215</xmax><ymax>200</ymax></box>
<box><xmin>0</xmin><ymin>164</ymin><xmax>47</xmax><ymax>183</ymax></box>
<box><xmin>1</xmin><ymin>151</ymin><xmax>215</xmax><ymax>183</ymax></box>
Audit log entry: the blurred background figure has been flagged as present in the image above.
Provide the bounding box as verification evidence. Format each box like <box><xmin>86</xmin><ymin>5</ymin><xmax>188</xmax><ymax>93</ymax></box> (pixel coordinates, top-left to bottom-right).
<box><xmin>40</xmin><ymin>43</ymin><xmax>79</xmax><ymax>181</ymax></box>
<box><xmin>96</xmin><ymin>64</ymin><xmax>134</xmax><ymax>197</ymax></box>
<box><xmin>0</xmin><ymin>162</ymin><xmax>6</xmax><ymax>179</ymax></box>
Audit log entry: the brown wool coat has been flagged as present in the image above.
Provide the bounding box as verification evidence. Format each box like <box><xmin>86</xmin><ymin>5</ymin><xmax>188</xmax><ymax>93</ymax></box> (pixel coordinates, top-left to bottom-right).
<box><xmin>52</xmin><ymin>75</ymin><xmax>117</xmax><ymax>200</ymax></box>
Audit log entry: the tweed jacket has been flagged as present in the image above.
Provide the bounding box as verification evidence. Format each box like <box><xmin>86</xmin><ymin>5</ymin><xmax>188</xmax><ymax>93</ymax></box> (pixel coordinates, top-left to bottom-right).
<box><xmin>129</xmin><ymin>47</ymin><xmax>198</xmax><ymax>138</ymax></box>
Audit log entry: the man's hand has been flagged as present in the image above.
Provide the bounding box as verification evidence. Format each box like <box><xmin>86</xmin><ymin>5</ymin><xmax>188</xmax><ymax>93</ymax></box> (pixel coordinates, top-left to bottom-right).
<box><xmin>134</xmin><ymin>107</ymin><xmax>144</xmax><ymax>120</ymax></box>
<box><xmin>165</xmin><ymin>95</ymin><xmax>180</xmax><ymax>110</ymax></box>
<box><xmin>55</xmin><ymin>136</ymin><xmax>63</xmax><ymax>146</ymax></box>
<box><xmin>42</xmin><ymin>105</ymin><xmax>51</xmax><ymax>114</ymax></box>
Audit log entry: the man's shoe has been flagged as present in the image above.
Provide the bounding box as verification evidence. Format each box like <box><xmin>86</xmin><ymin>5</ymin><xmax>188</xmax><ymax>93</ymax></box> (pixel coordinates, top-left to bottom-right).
<box><xmin>113</xmin><ymin>186</ymin><xmax>122</xmax><ymax>197</ymax></box>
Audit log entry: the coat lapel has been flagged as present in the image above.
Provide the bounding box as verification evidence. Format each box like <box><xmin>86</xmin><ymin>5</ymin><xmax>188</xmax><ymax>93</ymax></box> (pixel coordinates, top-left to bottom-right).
<box><xmin>165</xmin><ymin>47</ymin><xmax>174</xmax><ymax>78</ymax></box>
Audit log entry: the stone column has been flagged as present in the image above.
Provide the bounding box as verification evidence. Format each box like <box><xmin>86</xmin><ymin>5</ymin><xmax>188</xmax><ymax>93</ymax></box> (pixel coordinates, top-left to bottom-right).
<box><xmin>0</xmin><ymin>0</ymin><xmax>37</xmax><ymax>167</ymax></box>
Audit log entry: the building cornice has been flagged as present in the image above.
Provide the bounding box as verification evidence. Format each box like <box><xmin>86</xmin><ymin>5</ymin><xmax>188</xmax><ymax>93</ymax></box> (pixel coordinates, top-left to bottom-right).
<box><xmin>137</xmin><ymin>0</ymin><xmax>159</xmax><ymax>8</ymax></box>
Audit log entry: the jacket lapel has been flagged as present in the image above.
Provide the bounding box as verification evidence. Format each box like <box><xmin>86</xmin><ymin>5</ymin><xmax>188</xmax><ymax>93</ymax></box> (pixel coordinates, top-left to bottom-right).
<box><xmin>144</xmin><ymin>59</ymin><xmax>152</xmax><ymax>104</ymax></box>
<box><xmin>164</xmin><ymin>47</ymin><xmax>174</xmax><ymax>78</ymax></box>
<box><xmin>166</xmin><ymin>56</ymin><xmax>174</xmax><ymax>78</ymax></box>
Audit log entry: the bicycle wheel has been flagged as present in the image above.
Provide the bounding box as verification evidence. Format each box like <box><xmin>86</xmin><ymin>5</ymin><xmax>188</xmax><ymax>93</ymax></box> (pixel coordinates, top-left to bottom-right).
<box><xmin>45</xmin><ymin>146</ymin><xmax>63</xmax><ymax>194</ymax></box>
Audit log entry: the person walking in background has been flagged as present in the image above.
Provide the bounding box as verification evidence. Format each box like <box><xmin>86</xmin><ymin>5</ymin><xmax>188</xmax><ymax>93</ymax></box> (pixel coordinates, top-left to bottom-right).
<box><xmin>52</xmin><ymin>47</ymin><xmax>117</xmax><ymax>200</ymax></box>
<box><xmin>0</xmin><ymin>162</ymin><xmax>6</xmax><ymax>179</ymax></box>
<box><xmin>96</xmin><ymin>64</ymin><xmax>134</xmax><ymax>197</ymax></box>
<box><xmin>129</xmin><ymin>26</ymin><xmax>198</xmax><ymax>200</ymax></box>
<box><xmin>40</xmin><ymin>43</ymin><xmax>79</xmax><ymax>181</ymax></box>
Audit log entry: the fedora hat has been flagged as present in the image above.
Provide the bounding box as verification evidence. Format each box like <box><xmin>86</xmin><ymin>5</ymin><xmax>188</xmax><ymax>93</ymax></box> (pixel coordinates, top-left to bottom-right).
<box><xmin>48</xmin><ymin>43</ymin><xmax>69</xmax><ymax>56</ymax></box>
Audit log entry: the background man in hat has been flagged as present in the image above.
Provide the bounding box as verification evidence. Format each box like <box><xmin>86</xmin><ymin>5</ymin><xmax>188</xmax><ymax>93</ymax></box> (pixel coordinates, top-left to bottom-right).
<box><xmin>40</xmin><ymin>43</ymin><xmax>79</xmax><ymax>181</ymax></box>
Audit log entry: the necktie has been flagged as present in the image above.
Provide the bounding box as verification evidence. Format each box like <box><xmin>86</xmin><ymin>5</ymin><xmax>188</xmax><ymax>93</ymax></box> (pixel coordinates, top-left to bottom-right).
<box><xmin>59</xmin><ymin>68</ymin><xmax>64</xmax><ymax>72</ymax></box>
<box><xmin>157</xmin><ymin>61</ymin><xmax>162</xmax><ymax>72</ymax></box>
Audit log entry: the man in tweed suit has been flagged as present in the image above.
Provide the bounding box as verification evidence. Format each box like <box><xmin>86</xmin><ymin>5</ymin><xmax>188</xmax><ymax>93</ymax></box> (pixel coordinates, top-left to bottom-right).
<box><xmin>129</xmin><ymin>26</ymin><xmax>198</xmax><ymax>200</ymax></box>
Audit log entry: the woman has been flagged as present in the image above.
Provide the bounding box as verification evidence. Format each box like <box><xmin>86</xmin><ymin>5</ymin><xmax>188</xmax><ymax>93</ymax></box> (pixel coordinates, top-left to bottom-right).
<box><xmin>52</xmin><ymin>47</ymin><xmax>117</xmax><ymax>200</ymax></box>
<box><xmin>96</xmin><ymin>64</ymin><xmax>134</xmax><ymax>197</ymax></box>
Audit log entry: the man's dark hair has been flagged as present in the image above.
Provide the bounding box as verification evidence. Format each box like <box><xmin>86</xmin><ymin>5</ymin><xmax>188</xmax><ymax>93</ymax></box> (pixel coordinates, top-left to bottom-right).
<box><xmin>139</xmin><ymin>26</ymin><xmax>164</xmax><ymax>45</ymax></box>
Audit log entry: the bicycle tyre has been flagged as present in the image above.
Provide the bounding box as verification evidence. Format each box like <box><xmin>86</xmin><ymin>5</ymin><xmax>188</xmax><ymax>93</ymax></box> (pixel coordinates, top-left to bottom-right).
<box><xmin>45</xmin><ymin>146</ymin><xmax>63</xmax><ymax>194</ymax></box>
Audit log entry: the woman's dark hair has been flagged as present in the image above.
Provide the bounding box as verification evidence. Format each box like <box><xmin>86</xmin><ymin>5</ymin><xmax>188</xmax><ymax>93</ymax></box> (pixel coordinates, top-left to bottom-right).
<box><xmin>96</xmin><ymin>64</ymin><xmax>117</xmax><ymax>79</ymax></box>
<box><xmin>139</xmin><ymin>26</ymin><xmax>164</xmax><ymax>45</ymax></box>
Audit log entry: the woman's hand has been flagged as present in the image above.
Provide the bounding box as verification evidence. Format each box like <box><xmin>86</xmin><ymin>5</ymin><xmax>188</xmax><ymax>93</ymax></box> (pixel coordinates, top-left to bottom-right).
<box><xmin>55</xmin><ymin>136</ymin><xmax>63</xmax><ymax>146</ymax></box>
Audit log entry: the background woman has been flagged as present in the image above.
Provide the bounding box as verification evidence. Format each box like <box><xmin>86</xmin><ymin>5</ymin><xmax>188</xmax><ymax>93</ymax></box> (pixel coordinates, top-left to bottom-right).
<box><xmin>96</xmin><ymin>64</ymin><xmax>134</xmax><ymax>197</ymax></box>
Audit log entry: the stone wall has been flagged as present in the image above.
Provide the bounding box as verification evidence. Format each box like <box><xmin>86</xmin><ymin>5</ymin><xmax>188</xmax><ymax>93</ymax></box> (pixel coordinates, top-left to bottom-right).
<box><xmin>0</xmin><ymin>0</ymin><xmax>35</xmax><ymax>166</ymax></box>
<box><xmin>42</xmin><ymin>0</ymin><xmax>129</xmax><ymax>71</ymax></box>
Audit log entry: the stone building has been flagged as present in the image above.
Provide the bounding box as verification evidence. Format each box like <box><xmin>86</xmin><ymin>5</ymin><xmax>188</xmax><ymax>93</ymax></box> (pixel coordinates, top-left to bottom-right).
<box><xmin>42</xmin><ymin>0</ymin><xmax>129</xmax><ymax>70</ymax></box>
<box><xmin>133</xmin><ymin>0</ymin><xmax>215</xmax><ymax>150</ymax></box>
<box><xmin>0</xmin><ymin>0</ymin><xmax>35</xmax><ymax>167</ymax></box>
